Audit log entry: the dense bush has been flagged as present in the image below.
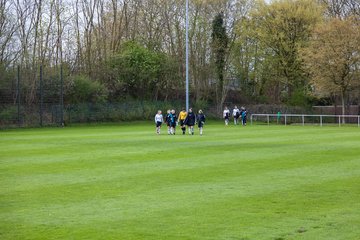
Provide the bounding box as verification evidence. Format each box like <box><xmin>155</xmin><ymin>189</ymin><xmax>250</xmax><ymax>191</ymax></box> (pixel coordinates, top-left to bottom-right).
<box><xmin>0</xmin><ymin>106</ymin><xmax>17</xmax><ymax>124</ymax></box>
<box><xmin>106</xmin><ymin>41</ymin><xmax>181</xmax><ymax>101</ymax></box>
<box><xmin>286</xmin><ymin>90</ymin><xmax>314</xmax><ymax>108</ymax></box>
<box><xmin>66</xmin><ymin>75</ymin><xmax>108</xmax><ymax>104</ymax></box>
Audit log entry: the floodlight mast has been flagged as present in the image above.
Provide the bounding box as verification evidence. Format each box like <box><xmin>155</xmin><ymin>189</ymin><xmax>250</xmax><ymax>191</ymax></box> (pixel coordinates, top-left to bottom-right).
<box><xmin>185</xmin><ymin>0</ymin><xmax>189</xmax><ymax>111</ymax></box>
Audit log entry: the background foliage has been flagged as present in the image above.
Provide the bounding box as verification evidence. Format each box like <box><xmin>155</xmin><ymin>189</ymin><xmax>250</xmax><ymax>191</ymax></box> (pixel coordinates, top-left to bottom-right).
<box><xmin>0</xmin><ymin>0</ymin><xmax>359</xmax><ymax>122</ymax></box>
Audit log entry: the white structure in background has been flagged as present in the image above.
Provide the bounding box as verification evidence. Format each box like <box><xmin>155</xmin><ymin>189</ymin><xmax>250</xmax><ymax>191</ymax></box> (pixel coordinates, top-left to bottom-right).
<box><xmin>251</xmin><ymin>114</ymin><xmax>360</xmax><ymax>127</ymax></box>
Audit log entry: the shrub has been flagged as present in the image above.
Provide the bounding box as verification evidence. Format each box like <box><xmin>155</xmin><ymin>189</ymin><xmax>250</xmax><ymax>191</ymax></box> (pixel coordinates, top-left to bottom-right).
<box><xmin>0</xmin><ymin>106</ymin><xmax>17</xmax><ymax>123</ymax></box>
<box><xmin>66</xmin><ymin>75</ymin><xmax>108</xmax><ymax>104</ymax></box>
<box><xmin>287</xmin><ymin>90</ymin><xmax>313</xmax><ymax>108</ymax></box>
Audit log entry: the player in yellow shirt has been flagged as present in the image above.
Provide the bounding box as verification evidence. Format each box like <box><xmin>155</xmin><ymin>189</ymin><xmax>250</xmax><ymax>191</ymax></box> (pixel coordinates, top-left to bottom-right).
<box><xmin>178</xmin><ymin>107</ymin><xmax>187</xmax><ymax>135</ymax></box>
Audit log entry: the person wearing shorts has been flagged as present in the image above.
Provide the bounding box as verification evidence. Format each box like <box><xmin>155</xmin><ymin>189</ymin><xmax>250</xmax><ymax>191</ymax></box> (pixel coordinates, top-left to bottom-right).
<box><xmin>165</xmin><ymin>109</ymin><xmax>171</xmax><ymax>134</ymax></box>
<box><xmin>178</xmin><ymin>108</ymin><xmax>187</xmax><ymax>135</ymax></box>
<box><xmin>154</xmin><ymin>110</ymin><xmax>163</xmax><ymax>135</ymax></box>
<box><xmin>241</xmin><ymin>107</ymin><xmax>247</xmax><ymax>126</ymax></box>
<box><xmin>233</xmin><ymin>106</ymin><xmax>240</xmax><ymax>125</ymax></box>
<box><xmin>197</xmin><ymin>110</ymin><xmax>206</xmax><ymax>136</ymax></box>
<box><xmin>170</xmin><ymin>109</ymin><xmax>177</xmax><ymax>135</ymax></box>
<box><xmin>184</xmin><ymin>108</ymin><xmax>196</xmax><ymax>135</ymax></box>
<box><xmin>223</xmin><ymin>106</ymin><xmax>230</xmax><ymax>126</ymax></box>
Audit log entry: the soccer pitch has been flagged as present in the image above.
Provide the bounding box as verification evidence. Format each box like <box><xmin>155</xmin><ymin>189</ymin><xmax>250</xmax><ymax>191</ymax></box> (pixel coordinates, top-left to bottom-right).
<box><xmin>1</xmin><ymin>122</ymin><xmax>359</xmax><ymax>239</ymax></box>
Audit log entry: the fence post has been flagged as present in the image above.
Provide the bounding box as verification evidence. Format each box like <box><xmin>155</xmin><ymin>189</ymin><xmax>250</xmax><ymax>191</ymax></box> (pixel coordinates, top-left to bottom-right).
<box><xmin>358</xmin><ymin>116</ymin><xmax>359</xmax><ymax>128</ymax></box>
<box><xmin>17</xmin><ymin>66</ymin><xmax>21</xmax><ymax>127</ymax></box>
<box><xmin>285</xmin><ymin>115</ymin><xmax>287</xmax><ymax>126</ymax></box>
<box><xmin>302</xmin><ymin>115</ymin><xmax>304</xmax><ymax>126</ymax></box>
<box><xmin>250</xmin><ymin>115</ymin><xmax>253</xmax><ymax>125</ymax></box>
<box><xmin>267</xmin><ymin>114</ymin><xmax>269</xmax><ymax>126</ymax></box>
<box><xmin>320</xmin><ymin>115</ymin><xmax>323</xmax><ymax>127</ymax></box>
<box><xmin>39</xmin><ymin>65</ymin><xmax>43</xmax><ymax>127</ymax></box>
<box><xmin>60</xmin><ymin>64</ymin><xmax>64</xmax><ymax>127</ymax></box>
<box><xmin>338</xmin><ymin>116</ymin><xmax>341</xmax><ymax>127</ymax></box>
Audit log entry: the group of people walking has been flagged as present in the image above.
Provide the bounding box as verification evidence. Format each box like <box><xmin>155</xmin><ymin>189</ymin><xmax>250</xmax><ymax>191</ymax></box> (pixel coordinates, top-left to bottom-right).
<box><xmin>154</xmin><ymin>105</ymin><xmax>247</xmax><ymax>135</ymax></box>
<box><xmin>154</xmin><ymin>108</ymin><xmax>206</xmax><ymax>135</ymax></box>
<box><xmin>223</xmin><ymin>106</ymin><xmax>247</xmax><ymax>126</ymax></box>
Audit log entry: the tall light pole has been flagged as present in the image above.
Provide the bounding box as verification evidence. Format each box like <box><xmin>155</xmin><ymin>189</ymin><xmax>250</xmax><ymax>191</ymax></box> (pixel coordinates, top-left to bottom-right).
<box><xmin>185</xmin><ymin>0</ymin><xmax>189</xmax><ymax>111</ymax></box>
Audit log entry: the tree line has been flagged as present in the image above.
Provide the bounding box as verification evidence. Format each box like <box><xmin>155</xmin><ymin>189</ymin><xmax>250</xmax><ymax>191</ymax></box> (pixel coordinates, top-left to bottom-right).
<box><xmin>0</xmin><ymin>0</ymin><xmax>359</xmax><ymax>115</ymax></box>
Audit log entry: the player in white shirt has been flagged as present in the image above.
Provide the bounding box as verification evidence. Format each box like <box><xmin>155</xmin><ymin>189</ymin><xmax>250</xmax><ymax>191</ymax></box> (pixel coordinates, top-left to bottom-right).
<box><xmin>223</xmin><ymin>106</ymin><xmax>230</xmax><ymax>126</ymax></box>
<box><xmin>233</xmin><ymin>105</ymin><xmax>240</xmax><ymax>125</ymax></box>
<box><xmin>154</xmin><ymin>110</ymin><xmax>163</xmax><ymax>135</ymax></box>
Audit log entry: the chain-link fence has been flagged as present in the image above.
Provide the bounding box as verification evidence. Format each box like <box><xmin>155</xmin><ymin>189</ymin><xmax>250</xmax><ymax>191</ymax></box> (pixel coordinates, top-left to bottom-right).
<box><xmin>1</xmin><ymin>65</ymin><xmax>327</xmax><ymax>129</ymax></box>
<box><xmin>0</xmin><ymin>66</ymin><xmax>200</xmax><ymax>128</ymax></box>
<box><xmin>0</xmin><ymin>66</ymin><xmax>64</xmax><ymax>128</ymax></box>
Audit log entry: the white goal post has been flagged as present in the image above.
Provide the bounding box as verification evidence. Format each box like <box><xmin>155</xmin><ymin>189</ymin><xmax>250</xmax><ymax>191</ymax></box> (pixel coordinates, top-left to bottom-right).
<box><xmin>250</xmin><ymin>114</ymin><xmax>360</xmax><ymax>127</ymax></box>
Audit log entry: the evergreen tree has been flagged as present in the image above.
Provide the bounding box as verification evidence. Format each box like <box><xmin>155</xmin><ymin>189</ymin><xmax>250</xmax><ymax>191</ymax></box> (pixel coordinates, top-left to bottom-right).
<box><xmin>211</xmin><ymin>12</ymin><xmax>228</xmax><ymax>109</ymax></box>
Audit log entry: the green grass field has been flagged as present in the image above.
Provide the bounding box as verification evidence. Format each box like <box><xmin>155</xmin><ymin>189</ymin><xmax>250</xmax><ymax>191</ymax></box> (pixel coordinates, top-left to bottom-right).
<box><xmin>1</xmin><ymin>122</ymin><xmax>360</xmax><ymax>240</ymax></box>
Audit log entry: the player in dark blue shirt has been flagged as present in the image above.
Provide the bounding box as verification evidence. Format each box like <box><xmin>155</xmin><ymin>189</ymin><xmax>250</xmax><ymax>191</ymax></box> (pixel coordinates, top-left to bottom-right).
<box><xmin>165</xmin><ymin>109</ymin><xmax>171</xmax><ymax>134</ymax></box>
<box><xmin>240</xmin><ymin>107</ymin><xmax>247</xmax><ymax>126</ymax></box>
<box><xmin>197</xmin><ymin>110</ymin><xmax>206</xmax><ymax>136</ymax></box>
<box><xmin>169</xmin><ymin>109</ymin><xmax>177</xmax><ymax>135</ymax></box>
<box><xmin>184</xmin><ymin>108</ymin><xmax>196</xmax><ymax>135</ymax></box>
